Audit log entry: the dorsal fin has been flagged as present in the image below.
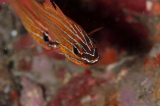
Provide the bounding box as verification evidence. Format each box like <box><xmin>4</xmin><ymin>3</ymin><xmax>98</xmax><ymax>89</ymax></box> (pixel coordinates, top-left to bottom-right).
<box><xmin>44</xmin><ymin>0</ymin><xmax>56</xmax><ymax>9</ymax></box>
<box><xmin>43</xmin><ymin>0</ymin><xmax>65</xmax><ymax>17</ymax></box>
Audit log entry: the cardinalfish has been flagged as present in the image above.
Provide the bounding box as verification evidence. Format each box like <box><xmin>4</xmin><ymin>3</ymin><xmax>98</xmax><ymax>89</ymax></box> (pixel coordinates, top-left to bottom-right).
<box><xmin>10</xmin><ymin>0</ymin><xmax>100</xmax><ymax>66</ymax></box>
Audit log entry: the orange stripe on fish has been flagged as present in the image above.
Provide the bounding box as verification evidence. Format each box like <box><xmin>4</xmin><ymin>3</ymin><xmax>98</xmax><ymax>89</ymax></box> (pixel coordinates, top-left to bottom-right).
<box><xmin>10</xmin><ymin>0</ymin><xmax>100</xmax><ymax>66</ymax></box>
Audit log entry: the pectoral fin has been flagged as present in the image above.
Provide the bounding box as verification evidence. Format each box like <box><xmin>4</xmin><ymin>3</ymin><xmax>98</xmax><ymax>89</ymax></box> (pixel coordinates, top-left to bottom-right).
<box><xmin>13</xmin><ymin>34</ymin><xmax>37</xmax><ymax>52</ymax></box>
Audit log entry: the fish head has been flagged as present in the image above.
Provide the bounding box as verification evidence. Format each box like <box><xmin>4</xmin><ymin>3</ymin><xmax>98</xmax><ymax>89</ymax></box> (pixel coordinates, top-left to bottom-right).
<box><xmin>60</xmin><ymin>35</ymin><xmax>100</xmax><ymax>66</ymax></box>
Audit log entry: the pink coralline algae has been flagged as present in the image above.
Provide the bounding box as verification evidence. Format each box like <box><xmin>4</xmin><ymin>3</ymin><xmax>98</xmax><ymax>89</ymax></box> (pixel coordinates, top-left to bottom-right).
<box><xmin>0</xmin><ymin>0</ymin><xmax>8</xmax><ymax>4</ymax></box>
<box><xmin>20</xmin><ymin>77</ymin><xmax>44</xmax><ymax>106</ymax></box>
<box><xmin>47</xmin><ymin>71</ymin><xmax>107</xmax><ymax>106</ymax></box>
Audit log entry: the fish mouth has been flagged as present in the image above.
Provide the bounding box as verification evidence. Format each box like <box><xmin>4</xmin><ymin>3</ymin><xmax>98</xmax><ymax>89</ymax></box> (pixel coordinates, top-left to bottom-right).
<box><xmin>85</xmin><ymin>55</ymin><xmax>100</xmax><ymax>64</ymax></box>
<box><xmin>65</xmin><ymin>54</ymin><xmax>100</xmax><ymax>65</ymax></box>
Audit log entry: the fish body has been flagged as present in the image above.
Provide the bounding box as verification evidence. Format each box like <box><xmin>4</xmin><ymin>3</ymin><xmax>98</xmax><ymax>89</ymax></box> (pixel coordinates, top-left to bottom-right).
<box><xmin>10</xmin><ymin>0</ymin><xmax>99</xmax><ymax>66</ymax></box>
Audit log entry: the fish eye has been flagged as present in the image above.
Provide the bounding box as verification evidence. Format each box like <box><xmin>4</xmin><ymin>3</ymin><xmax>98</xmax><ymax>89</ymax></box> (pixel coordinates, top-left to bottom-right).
<box><xmin>73</xmin><ymin>46</ymin><xmax>79</xmax><ymax>55</ymax></box>
<box><xmin>73</xmin><ymin>43</ymin><xmax>84</xmax><ymax>56</ymax></box>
